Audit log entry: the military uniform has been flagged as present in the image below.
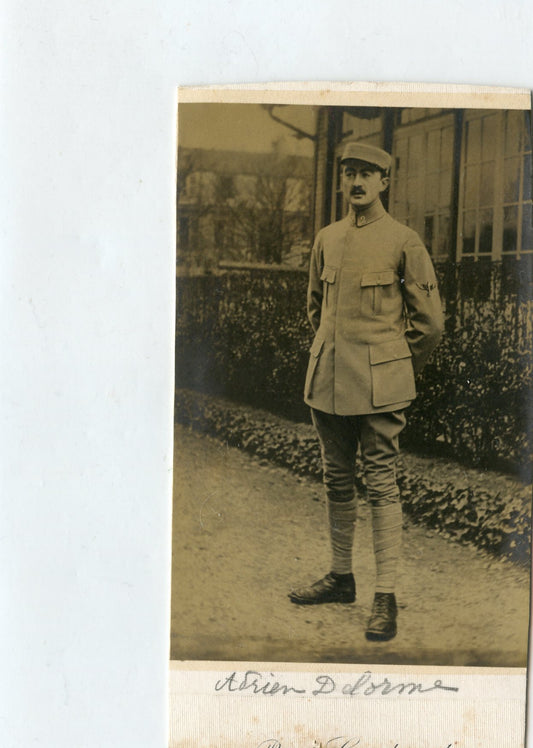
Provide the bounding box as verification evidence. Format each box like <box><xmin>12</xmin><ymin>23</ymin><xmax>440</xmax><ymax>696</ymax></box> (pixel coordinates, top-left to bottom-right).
<box><xmin>304</xmin><ymin>200</ymin><xmax>443</xmax><ymax>415</ymax></box>
<box><xmin>289</xmin><ymin>142</ymin><xmax>443</xmax><ymax>642</ymax></box>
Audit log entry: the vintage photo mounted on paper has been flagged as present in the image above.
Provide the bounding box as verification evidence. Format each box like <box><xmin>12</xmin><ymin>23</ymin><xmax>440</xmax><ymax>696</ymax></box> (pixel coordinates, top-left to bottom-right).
<box><xmin>171</xmin><ymin>92</ymin><xmax>532</xmax><ymax>666</ymax></box>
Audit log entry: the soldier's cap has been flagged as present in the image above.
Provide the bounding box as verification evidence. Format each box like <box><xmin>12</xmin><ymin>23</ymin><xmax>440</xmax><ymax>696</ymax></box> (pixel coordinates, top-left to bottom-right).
<box><xmin>340</xmin><ymin>142</ymin><xmax>392</xmax><ymax>172</ymax></box>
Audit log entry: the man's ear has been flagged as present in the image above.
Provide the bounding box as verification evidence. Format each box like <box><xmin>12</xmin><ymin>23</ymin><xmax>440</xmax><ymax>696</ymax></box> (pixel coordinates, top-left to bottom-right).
<box><xmin>380</xmin><ymin>175</ymin><xmax>390</xmax><ymax>191</ymax></box>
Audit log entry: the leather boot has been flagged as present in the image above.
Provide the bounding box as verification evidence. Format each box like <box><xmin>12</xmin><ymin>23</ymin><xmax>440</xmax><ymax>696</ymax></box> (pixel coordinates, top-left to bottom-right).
<box><xmin>365</xmin><ymin>592</ymin><xmax>397</xmax><ymax>641</ymax></box>
<box><xmin>288</xmin><ymin>572</ymin><xmax>356</xmax><ymax>605</ymax></box>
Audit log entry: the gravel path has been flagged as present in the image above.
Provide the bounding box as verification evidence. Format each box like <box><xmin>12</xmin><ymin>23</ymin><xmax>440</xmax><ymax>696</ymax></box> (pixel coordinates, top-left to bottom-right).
<box><xmin>170</xmin><ymin>424</ymin><xmax>530</xmax><ymax>667</ymax></box>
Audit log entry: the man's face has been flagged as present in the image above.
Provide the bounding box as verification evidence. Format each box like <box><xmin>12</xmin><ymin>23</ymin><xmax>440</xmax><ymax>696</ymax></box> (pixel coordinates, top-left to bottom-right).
<box><xmin>341</xmin><ymin>160</ymin><xmax>389</xmax><ymax>209</ymax></box>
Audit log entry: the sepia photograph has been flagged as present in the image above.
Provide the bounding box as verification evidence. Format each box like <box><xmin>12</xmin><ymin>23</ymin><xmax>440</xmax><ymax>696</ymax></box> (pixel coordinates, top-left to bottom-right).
<box><xmin>170</xmin><ymin>93</ymin><xmax>532</xmax><ymax>668</ymax></box>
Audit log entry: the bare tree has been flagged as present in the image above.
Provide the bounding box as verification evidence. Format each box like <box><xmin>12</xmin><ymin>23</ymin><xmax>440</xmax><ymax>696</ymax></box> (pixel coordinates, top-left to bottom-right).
<box><xmin>219</xmin><ymin>154</ymin><xmax>311</xmax><ymax>264</ymax></box>
<box><xmin>177</xmin><ymin>147</ymin><xmax>312</xmax><ymax>268</ymax></box>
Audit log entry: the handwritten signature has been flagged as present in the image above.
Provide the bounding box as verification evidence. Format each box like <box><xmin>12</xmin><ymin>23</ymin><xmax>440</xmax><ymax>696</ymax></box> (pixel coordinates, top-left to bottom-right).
<box><xmin>259</xmin><ymin>740</ymin><xmax>361</xmax><ymax>748</ymax></box>
<box><xmin>258</xmin><ymin>740</ymin><xmax>360</xmax><ymax>748</ymax></box>
<box><xmin>257</xmin><ymin>740</ymin><xmax>453</xmax><ymax>748</ymax></box>
<box><xmin>214</xmin><ymin>670</ymin><xmax>459</xmax><ymax>697</ymax></box>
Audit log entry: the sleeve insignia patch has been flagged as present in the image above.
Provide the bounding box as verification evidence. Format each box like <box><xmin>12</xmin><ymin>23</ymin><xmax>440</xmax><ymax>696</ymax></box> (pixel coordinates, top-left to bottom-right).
<box><xmin>416</xmin><ymin>281</ymin><xmax>436</xmax><ymax>297</ymax></box>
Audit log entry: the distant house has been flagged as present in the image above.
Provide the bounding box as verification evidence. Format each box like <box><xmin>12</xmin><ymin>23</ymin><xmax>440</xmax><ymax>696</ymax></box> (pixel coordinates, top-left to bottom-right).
<box><xmin>177</xmin><ymin>147</ymin><xmax>314</xmax><ymax>270</ymax></box>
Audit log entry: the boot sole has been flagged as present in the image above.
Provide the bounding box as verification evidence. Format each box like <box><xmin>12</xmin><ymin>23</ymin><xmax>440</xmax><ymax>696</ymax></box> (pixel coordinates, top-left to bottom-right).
<box><xmin>365</xmin><ymin>628</ymin><xmax>397</xmax><ymax>642</ymax></box>
<box><xmin>288</xmin><ymin>593</ymin><xmax>356</xmax><ymax>605</ymax></box>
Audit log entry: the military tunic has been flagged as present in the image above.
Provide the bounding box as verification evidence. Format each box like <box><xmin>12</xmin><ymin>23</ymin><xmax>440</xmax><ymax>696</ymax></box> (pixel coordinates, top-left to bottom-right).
<box><xmin>304</xmin><ymin>201</ymin><xmax>443</xmax><ymax>416</ymax></box>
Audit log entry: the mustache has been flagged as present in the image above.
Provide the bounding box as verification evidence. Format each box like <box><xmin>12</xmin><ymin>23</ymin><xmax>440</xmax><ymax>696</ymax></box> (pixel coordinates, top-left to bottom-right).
<box><xmin>350</xmin><ymin>188</ymin><xmax>366</xmax><ymax>195</ymax></box>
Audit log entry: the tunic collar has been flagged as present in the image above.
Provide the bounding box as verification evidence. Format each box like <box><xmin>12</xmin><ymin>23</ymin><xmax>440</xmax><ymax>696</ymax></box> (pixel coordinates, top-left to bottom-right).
<box><xmin>348</xmin><ymin>200</ymin><xmax>386</xmax><ymax>228</ymax></box>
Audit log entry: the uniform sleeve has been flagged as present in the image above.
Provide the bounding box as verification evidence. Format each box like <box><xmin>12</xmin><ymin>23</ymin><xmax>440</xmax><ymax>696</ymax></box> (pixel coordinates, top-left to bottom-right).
<box><xmin>400</xmin><ymin>236</ymin><xmax>444</xmax><ymax>374</ymax></box>
<box><xmin>307</xmin><ymin>231</ymin><xmax>324</xmax><ymax>333</ymax></box>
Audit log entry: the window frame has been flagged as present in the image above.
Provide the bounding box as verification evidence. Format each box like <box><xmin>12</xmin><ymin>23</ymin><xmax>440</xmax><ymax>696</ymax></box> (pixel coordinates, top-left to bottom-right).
<box><xmin>389</xmin><ymin>112</ymin><xmax>456</xmax><ymax>262</ymax></box>
<box><xmin>457</xmin><ymin>109</ymin><xmax>532</xmax><ymax>261</ymax></box>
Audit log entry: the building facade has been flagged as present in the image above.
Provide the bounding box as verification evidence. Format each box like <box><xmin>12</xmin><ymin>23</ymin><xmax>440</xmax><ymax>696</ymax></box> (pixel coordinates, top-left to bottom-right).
<box><xmin>313</xmin><ymin>106</ymin><xmax>532</xmax><ymax>266</ymax></box>
<box><xmin>177</xmin><ymin>147</ymin><xmax>313</xmax><ymax>270</ymax></box>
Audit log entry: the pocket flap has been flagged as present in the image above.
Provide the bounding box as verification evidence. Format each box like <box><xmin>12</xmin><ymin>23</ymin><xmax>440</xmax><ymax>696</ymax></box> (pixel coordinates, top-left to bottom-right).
<box><xmin>310</xmin><ymin>335</ymin><xmax>325</xmax><ymax>358</ymax></box>
<box><xmin>370</xmin><ymin>337</ymin><xmax>412</xmax><ymax>365</ymax></box>
<box><xmin>320</xmin><ymin>265</ymin><xmax>337</xmax><ymax>284</ymax></box>
<box><xmin>361</xmin><ymin>270</ymin><xmax>396</xmax><ymax>287</ymax></box>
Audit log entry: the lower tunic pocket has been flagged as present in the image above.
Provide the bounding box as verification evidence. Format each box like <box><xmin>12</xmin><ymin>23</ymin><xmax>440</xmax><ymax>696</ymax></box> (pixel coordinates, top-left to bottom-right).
<box><xmin>369</xmin><ymin>337</ymin><xmax>416</xmax><ymax>407</ymax></box>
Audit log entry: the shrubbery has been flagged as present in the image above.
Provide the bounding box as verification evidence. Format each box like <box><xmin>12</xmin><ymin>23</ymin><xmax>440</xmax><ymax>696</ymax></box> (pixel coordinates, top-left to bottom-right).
<box><xmin>176</xmin><ymin>262</ymin><xmax>533</xmax><ymax>475</ymax></box>
<box><xmin>409</xmin><ymin>299</ymin><xmax>533</xmax><ymax>475</ymax></box>
<box><xmin>176</xmin><ymin>270</ymin><xmax>311</xmax><ymax>421</ymax></box>
<box><xmin>176</xmin><ymin>388</ymin><xmax>531</xmax><ymax>565</ymax></box>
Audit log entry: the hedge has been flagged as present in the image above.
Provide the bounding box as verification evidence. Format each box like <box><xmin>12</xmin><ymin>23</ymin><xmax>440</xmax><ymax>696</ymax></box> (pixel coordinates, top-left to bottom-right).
<box><xmin>175</xmin><ymin>261</ymin><xmax>533</xmax><ymax>476</ymax></box>
<box><xmin>175</xmin><ymin>388</ymin><xmax>531</xmax><ymax>566</ymax></box>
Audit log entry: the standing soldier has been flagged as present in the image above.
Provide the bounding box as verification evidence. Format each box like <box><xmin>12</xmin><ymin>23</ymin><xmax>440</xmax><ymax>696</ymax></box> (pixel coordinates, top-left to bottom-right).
<box><xmin>289</xmin><ymin>142</ymin><xmax>444</xmax><ymax>641</ymax></box>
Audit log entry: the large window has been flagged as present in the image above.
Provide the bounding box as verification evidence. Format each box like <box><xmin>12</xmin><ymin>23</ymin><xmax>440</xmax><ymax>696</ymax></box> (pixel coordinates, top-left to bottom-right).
<box><xmin>458</xmin><ymin>110</ymin><xmax>532</xmax><ymax>260</ymax></box>
<box><xmin>390</xmin><ymin>114</ymin><xmax>455</xmax><ymax>260</ymax></box>
<box><xmin>322</xmin><ymin>107</ymin><xmax>532</xmax><ymax>263</ymax></box>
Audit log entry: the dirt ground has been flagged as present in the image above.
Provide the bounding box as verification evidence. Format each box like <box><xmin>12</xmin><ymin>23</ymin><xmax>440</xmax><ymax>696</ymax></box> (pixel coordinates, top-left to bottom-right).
<box><xmin>170</xmin><ymin>423</ymin><xmax>530</xmax><ymax>667</ymax></box>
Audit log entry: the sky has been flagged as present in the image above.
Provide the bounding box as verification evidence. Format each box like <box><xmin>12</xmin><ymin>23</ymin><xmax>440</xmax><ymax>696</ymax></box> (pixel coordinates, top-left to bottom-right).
<box><xmin>178</xmin><ymin>103</ymin><xmax>317</xmax><ymax>157</ymax></box>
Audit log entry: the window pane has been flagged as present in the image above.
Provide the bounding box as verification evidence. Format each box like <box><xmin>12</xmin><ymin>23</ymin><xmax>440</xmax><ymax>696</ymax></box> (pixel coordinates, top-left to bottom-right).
<box><xmin>478</xmin><ymin>209</ymin><xmax>493</xmax><ymax>254</ymax></box>
<box><xmin>441</xmin><ymin>127</ymin><xmax>454</xmax><ymax>167</ymax></box>
<box><xmin>395</xmin><ymin>138</ymin><xmax>408</xmax><ymax>177</ymax></box>
<box><xmin>426</xmin><ymin>173</ymin><xmax>438</xmax><ymax>210</ymax></box>
<box><xmin>403</xmin><ymin>108</ymin><xmax>439</xmax><ymax>124</ymax></box>
<box><xmin>522</xmin><ymin>202</ymin><xmax>532</xmax><ymax>251</ymax></box>
<box><xmin>525</xmin><ymin>113</ymin><xmax>532</xmax><ymax>152</ymax></box>
<box><xmin>466</xmin><ymin>118</ymin><xmax>481</xmax><ymax>163</ymax></box>
<box><xmin>523</xmin><ymin>154</ymin><xmax>531</xmax><ymax>201</ymax></box>
<box><xmin>479</xmin><ymin>162</ymin><xmax>495</xmax><ymax>206</ymax></box>
<box><xmin>462</xmin><ymin>210</ymin><xmax>476</xmax><ymax>254</ymax></box>
<box><xmin>503</xmin><ymin>206</ymin><xmax>518</xmax><ymax>254</ymax></box>
<box><xmin>505</xmin><ymin>110</ymin><xmax>523</xmax><ymax>157</ymax></box>
<box><xmin>503</xmin><ymin>157</ymin><xmax>521</xmax><ymax>203</ymax></box>
<box><xmin>439</xmin><ymin>169</ymin><xmax>452</xmax><ymax>208</ymax></box>
<box><xmin>408</xmin><ymin>134</ymin><xmax>424</xmax><ymax>175</ymax></box>
<box><xmin>407</xmin><ymin>177</ymin><xmax>418</xmax><ymax>205</ymax></box>
<box><xmin>344</xmin><ymin>113</ymin><xmax>382</xmax><ymax>140</ymax></box>
<box><xmin>464</xmin><ymin>165</ymin><xmax>479</xmax><ymax>209</ymax></box>
<box><xmin>427</xmin><ymin>130</ymin><xmax>440</xmax><ymax>172</ymax></box>
<box><xmin>437</xmin><ymin>213</ymin><xmax>450</xmax><ymax>256</ymax></box>
<box><xmin>392</xmin><ymin>181</ymin><xmax>407</xmax><ymax>214</ymax></box>
<box><xmin>482</xmin><ymin>115</ymin><xmax>498</xmax><ymax>161</ymax></box>
<box><xmin>424</xmin><ymin>214</ymin><xmax>434</xmax><ymax>249</ymax></box>
<box><xmin>335</xmin><ymin>157</ymin><xmax>342</xmax><ymax>190</ymax></box>
<box><xmin>342</xmin><ymin>112</ymin><xmax>354</xmax><ymax>136</ymax></box>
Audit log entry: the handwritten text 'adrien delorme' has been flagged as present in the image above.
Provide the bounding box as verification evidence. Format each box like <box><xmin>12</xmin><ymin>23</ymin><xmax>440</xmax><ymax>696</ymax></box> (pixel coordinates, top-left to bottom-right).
<box><xmin>214</xmin><ymin>670</ymin><xmax>459</xmax><ymax>697</ymax></box>
<box><xmin>257</xmin><ymin>740</ymin><xmax>453</xmax><ymax>748</ymax></box>
<box><xmin>257</xmin><ymin>739</ymin><xmax>454</xmax><ymax>748</ymax></box>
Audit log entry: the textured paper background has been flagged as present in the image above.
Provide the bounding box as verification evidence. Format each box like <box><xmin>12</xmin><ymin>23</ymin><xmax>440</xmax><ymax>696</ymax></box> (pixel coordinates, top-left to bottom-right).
<box><xmin>3</xmin><ymin>2</ymin><xmax>533</xmax><ymax>746</ymax></box>
<box><xmin>170</xmin><ymin>663</ymin><xmax>526</xmax><ymax>748</ymax></box>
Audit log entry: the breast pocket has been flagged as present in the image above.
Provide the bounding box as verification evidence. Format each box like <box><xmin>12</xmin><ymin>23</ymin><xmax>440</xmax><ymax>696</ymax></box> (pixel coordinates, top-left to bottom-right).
<box><xmin>361</xmin><ymin>270</ymin><xmax>397</xmax><ymax>316</ymax></box>
<box><xmin>320</xmin><ymin>265</ymin><xmax>337</xmax><ymax>307</ymax></box>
